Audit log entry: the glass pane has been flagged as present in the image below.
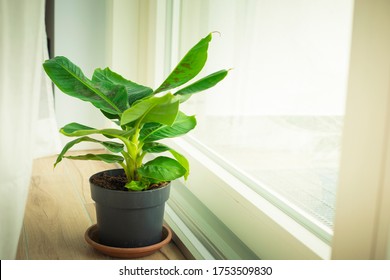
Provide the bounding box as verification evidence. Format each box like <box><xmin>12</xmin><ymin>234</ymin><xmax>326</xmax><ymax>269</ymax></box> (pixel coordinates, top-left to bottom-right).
<box><xmin>176</xmin><ymin>0</ymin><xmax>353</xmax><ymax>236</ymax></box>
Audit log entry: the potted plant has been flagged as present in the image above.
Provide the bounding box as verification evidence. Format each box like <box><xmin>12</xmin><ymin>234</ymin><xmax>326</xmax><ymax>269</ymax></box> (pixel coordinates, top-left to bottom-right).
<box><xmin>42</xmin><ymin>33</ymin><xmax>228</xmax><ymax>256</ymax></box>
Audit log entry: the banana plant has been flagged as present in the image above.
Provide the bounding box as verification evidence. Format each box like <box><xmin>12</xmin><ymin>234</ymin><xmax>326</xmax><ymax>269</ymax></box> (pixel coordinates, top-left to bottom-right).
<box><xmin>43</xmin><ymin>32</ymin><xmax>229</xmax><ymax>191</ymax></box>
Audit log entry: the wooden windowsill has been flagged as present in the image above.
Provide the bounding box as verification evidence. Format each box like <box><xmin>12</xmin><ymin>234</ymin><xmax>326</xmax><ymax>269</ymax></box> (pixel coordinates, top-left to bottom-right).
<box><xmin>16</xmin><ymin>150</ymin><xmax>186</xmax><ymax>260</ymax></box>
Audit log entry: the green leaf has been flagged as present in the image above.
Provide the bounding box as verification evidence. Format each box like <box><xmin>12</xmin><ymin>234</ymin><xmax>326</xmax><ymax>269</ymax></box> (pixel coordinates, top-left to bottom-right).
<box><xmin>174</xmin><ymin>69</ymin><xmax>229</xmax><ymax>102</ymax></box>
<box><xmin>61</xmin><ymin>122</ymin><xmax>95</xmax><ymax>134</ymax></box>
<box><xmin>142</xmin><ymin>143</ymin><xmax>190</xmax><ymax>179</ymax></box>
<box><xmin>120</xmin><ymin>93</ymin><xmax>179</xmax><ymax>127</ymax></box>
<box><xmin>169</xmin><ymin>149</ymin><xmax>190</xmax><ymax>180</ymax></box>
<box><xmin>43</xmin><ymin>56</ymin><xmax>128</xmax><ymax>114</ymax></box>
<box><xmin>142</xmin><ymin>142</ymin><xmax>171</xmax><ymax>153</ymax></box>
<box><xmin>100</xmin><ymin>110</ymin><xmax>120</xmax><ymax>120</ymax></box>
<box><xmin>92</xmin><ymin>81</ymin><xmax>129</xmax><ymax>112</ymax></box>
<box><xmin>124</xmin><ymin>180</ymin><xmax>149</xmax><ymax>191</ymax></box>
<box><xmin>54</xmin><ymin>136</ymin><xmax>124</xmax><ymax>167</ymax></box>
<box><xmin>154</xmin><ymin>33</ymin><xmax>213</xmax><ymax>94</ymax></box>
<box><xmin>60</xmin><ymin>122</ymin><xmax>131</xmax><ymax>138</ymax></box>
<box><xmin>64</xmin><ymin>153</ymin><xmax>124</xmax><ymax>164</ymax></box>
<box><xmin>92</xmin><ymin>68</ymin><xmax>153</xmax><ymax>105</ymax></box>
<box><xmin>140</xmin><ymin>112</ymin><xmax>197</xmax><ymax>142</ymax></box>
<box><xmin>138</xmin><ymin>156</ymin><xmax>186</xmax><ymax>181</ymax></box>
<box><xmin>99</xmin><ymin>141</ymin><xmax>124</xmax><ymax>153</ymax></box>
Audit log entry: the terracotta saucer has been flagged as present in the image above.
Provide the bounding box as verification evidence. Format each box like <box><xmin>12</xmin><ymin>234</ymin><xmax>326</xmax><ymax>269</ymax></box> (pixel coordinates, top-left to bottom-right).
<box><xmin>85</xmin><ymin>224</ymin><xmax>172</xmax><ymax>258</ymax></box>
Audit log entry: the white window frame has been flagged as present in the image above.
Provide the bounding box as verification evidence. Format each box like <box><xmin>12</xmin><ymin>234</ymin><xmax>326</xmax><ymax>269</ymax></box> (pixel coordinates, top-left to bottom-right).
<box><xmin>166</xmin><ymin>137</ymin><xmax>331</xmax><ymax>259</ymax></box>
<box><xmin>109</xmin><ymin>0</ymin><xmax>390</xmax><ymax>259</ymax></box>
<box><xmin>331</xmin><ymin>0</ymin><xmax>390</xmax><ymax>260</ymax></box>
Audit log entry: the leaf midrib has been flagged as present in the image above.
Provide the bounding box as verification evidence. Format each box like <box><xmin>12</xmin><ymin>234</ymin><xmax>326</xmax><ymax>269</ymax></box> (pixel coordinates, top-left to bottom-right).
<box><xmin>60</xmin><ymin>60</ymin><xmax>122</xmax><ymax>114</ymax></box>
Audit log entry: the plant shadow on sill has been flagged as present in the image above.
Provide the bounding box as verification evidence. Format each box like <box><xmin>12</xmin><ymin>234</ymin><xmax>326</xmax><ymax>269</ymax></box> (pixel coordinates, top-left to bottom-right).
<box><xmin>16</xmin><ymin>150</ymin><xmax>186</xmax><ymax>260</ymax></box>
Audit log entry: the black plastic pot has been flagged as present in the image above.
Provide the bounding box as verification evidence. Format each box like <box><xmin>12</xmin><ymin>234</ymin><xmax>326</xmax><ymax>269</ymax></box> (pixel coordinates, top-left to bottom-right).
<box><xmin>90</xmin><ymin>169</ymin><xmax>171</xmax><ymax>248</ymax></box>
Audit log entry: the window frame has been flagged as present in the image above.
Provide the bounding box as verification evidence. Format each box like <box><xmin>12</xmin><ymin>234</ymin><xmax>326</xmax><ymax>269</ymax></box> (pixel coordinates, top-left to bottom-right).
<box><xmin>166</xmin><ymin>137</ymin><xmax>331</xmax><ymax>259</ymax></box>
<box><xmin>331</xmin><ymin>0</ymin><xmax>390</xmax><ymax>260</ymax></box>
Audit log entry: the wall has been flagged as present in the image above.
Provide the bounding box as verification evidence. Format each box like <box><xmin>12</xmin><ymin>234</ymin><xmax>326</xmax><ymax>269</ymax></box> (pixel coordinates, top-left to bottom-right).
<box><xmin>54</xmin><ymin>0</ymin><xmax>110</xmax><ymax>147</ymax></box>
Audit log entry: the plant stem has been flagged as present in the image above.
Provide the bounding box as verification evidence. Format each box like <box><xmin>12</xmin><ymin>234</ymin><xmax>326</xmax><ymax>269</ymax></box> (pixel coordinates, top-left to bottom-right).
<box><xmin>130</xmin><ymin>127</ymin><xmax>142</xmax><ymax>180</ymax></box>
<box><xmin>114</xmin><ymin>135</ymin><xmax>136</xmax><ymax>182</ymax></box>
<box><xmin>120</xmin><ymin>151</ymin><xmax>133</xmax><ymax>181</ymax></box>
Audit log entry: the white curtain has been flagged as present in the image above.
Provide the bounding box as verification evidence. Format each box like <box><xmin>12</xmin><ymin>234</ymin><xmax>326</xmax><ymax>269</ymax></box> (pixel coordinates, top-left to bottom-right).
<box><xmin>0</xmin><ymin>0</ymin><xmax>60</xmax><ymax>259</ymax></box>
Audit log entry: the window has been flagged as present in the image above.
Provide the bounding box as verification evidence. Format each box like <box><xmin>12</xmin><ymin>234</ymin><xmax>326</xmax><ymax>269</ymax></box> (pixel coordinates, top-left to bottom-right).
<box><xmin>170</xmin><ymin>0</ymin><xmax>353</xmax><ymax>242</ymax></box>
